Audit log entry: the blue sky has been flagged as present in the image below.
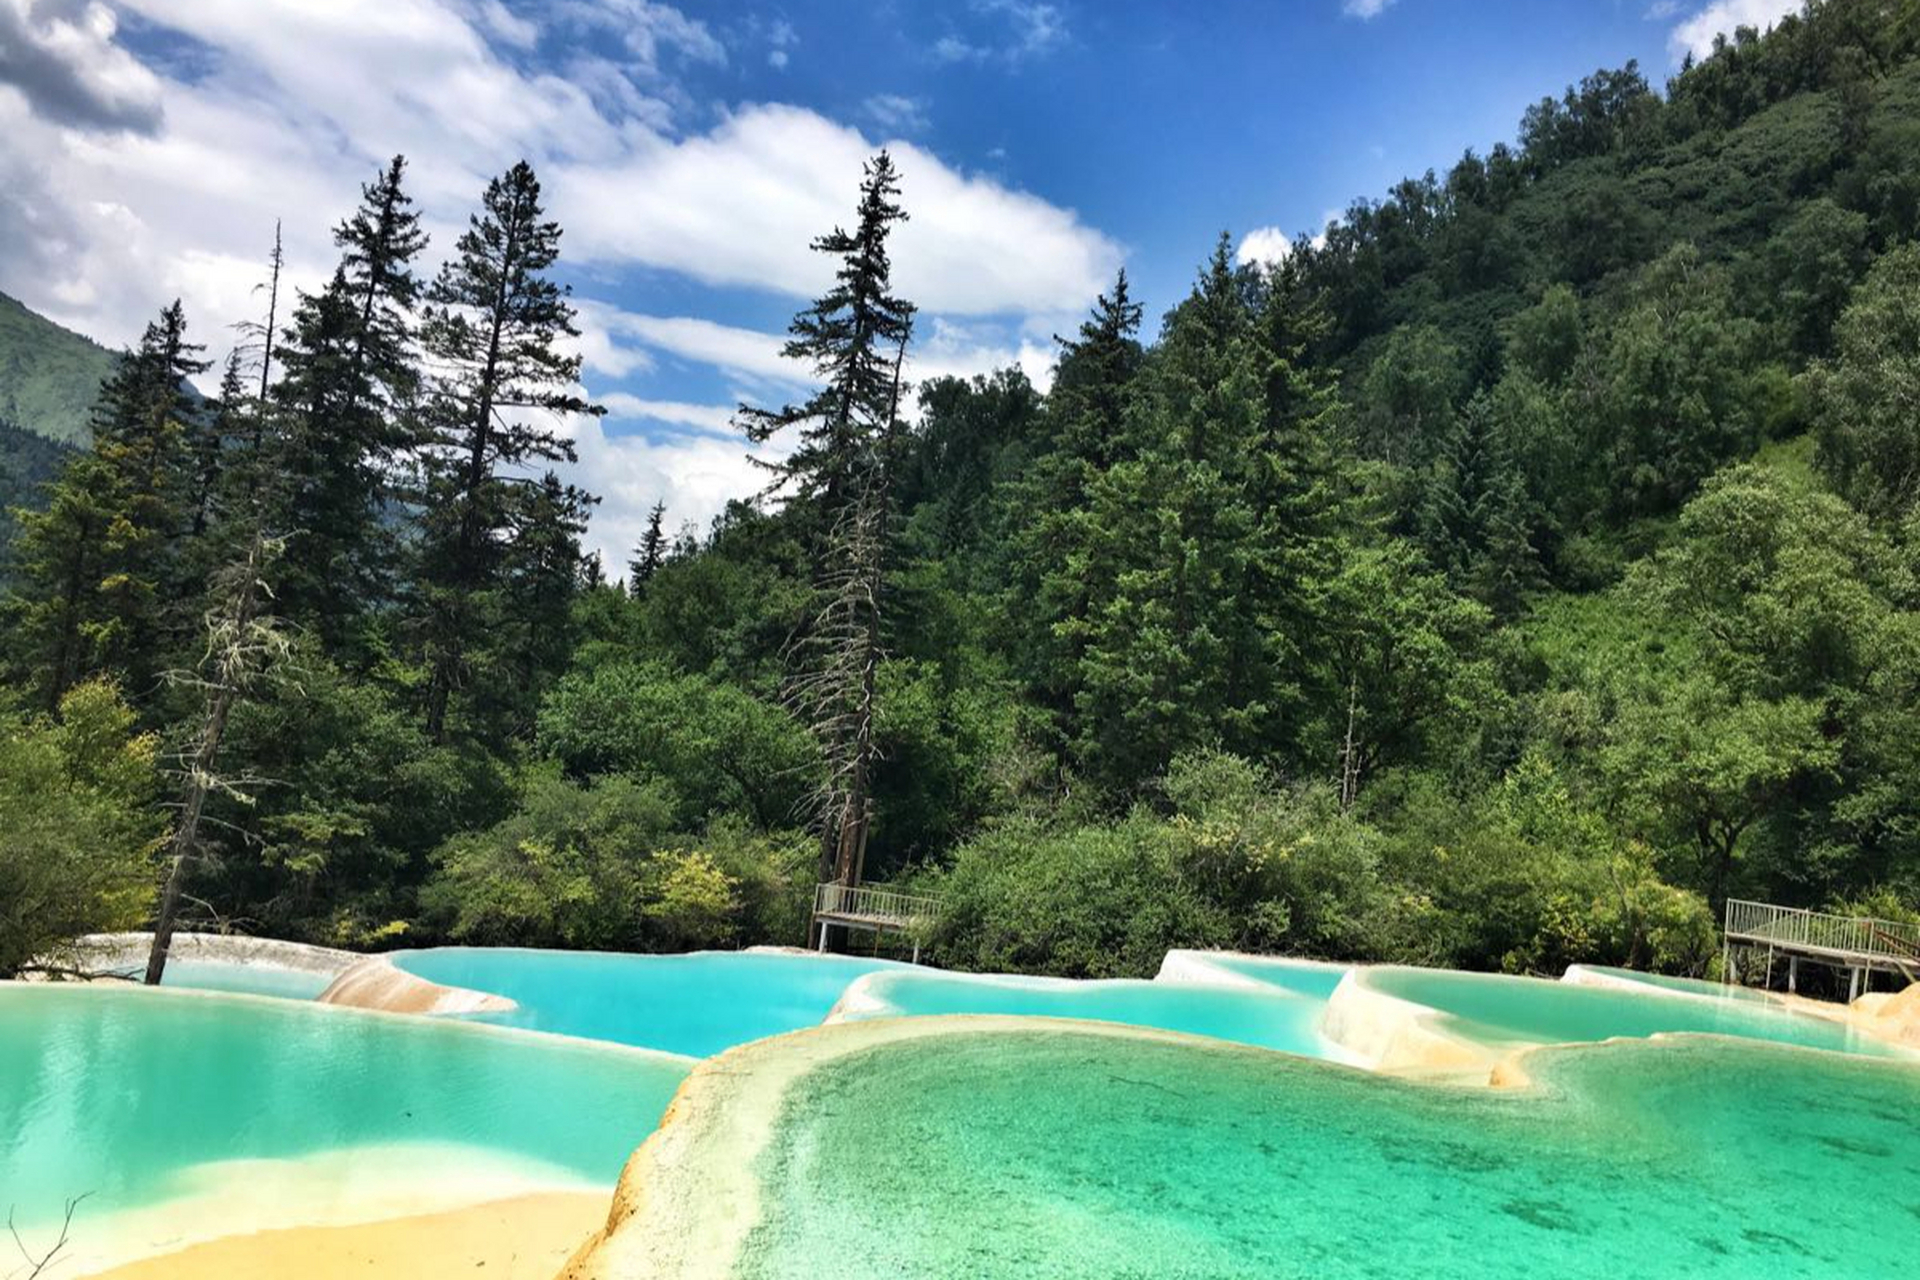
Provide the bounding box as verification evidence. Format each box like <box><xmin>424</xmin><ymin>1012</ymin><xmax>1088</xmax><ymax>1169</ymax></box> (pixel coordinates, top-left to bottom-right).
<box><xmin>0</xmin><ymin>0</ymin><xmax>1798</xmax><ymax>561</ymax></box>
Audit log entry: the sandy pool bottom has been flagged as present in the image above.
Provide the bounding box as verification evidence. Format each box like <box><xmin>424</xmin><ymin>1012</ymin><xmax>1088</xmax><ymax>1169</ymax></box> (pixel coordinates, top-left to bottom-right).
<box><xmin>84</xmin><ymin>1191</ymin><xmax>606</xmax><ymax>1280</ymax></box>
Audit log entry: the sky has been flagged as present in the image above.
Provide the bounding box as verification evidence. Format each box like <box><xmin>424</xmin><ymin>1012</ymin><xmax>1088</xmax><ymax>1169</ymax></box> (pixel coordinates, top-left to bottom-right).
<box><xmin>0</xmin><ymin>0</ymin><xmax>1803</xmax><ymax>566</ymax></box>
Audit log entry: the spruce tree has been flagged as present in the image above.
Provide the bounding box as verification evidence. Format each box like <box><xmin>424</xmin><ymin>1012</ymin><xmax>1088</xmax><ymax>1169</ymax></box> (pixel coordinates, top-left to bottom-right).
<box><xmin>739</xmin><ymin>152</ymin><xmax>916</xmax><ymax>888</ymax></box>
<box><xmin>5</xmin><ymin>302</ymin><xmax>208</xmax><ymax>708</ymax></box>
<box><xmin>630</xmin><ymin>499</ymin><xmax>669</xmax><ymax>592</ymax></box>
<box><xmin>414</xmin><ymin>160</ymin><xmax>600</xmax><ymax>743</ymax></box>
<box><xmin>273</xmin><ymin>156</ymin><xmax>427</xmax><ymax>650</ymax></box>
<box><xmin>1003</xmin><ymin>270</ymin><xmax>1144</xmax><ymax>761</ymax></box>
<box><xmin>739</xmin><ymin>151</ymin><xmax>914</xmax><ymax>539</ymax></box>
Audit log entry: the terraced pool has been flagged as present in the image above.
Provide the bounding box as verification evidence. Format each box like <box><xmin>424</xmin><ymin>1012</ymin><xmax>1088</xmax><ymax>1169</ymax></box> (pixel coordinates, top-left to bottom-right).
<box><xmin>0</xmin><ymin>984</ymin><xmax>690</xmax><ymax>1272</ymax></box>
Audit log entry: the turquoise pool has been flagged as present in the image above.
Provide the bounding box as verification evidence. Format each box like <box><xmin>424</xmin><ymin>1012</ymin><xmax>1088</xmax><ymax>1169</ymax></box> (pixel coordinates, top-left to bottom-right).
<box><xmin>1566</xmin><ymin>963</ymin><xmax>1782</xmax><ymax>1004</ymax></box>
<box><xmin>1172</xmin><ymin>951</ymin><xmax>1353</xmax><ymax>1000</ymax></box>
<box><xmin>1366</xmin><ymin>966</ymin><xmax>1907</xmax><ymax>1058</ymax></box>
<box><xmin>834</xmin><ymin>968</ymin><xmax>1356</xmax><ymax>1059</ymax></box>
<box><xmin>723</xmin><ymin>1024</ymin><xmax>1920</xmax><ymax>1278</ymax></box>
<box><xmin>0</xmin><ymin>984</ymin><xmax>690</xmax><ymax>1247</ymax></box>
<box><xmin>395</xmin><ymin>948</ymin><xmax>908</xmax><ymax>1057</ymax></box>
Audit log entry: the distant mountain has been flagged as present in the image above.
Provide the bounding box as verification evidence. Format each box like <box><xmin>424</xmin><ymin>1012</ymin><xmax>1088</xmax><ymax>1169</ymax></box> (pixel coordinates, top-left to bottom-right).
<box><xmin>0</xmin><ymin>291</ymin><xmax>120</xmax><ymax>446</ymax></box>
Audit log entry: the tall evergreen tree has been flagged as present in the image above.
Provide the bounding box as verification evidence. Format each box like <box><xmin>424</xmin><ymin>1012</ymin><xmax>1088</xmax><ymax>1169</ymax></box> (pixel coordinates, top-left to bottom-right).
<box><xmin>738</xmin><ymin>151</ymin><xmax>914</xmax><ymax>543</ymax></box>
<box><xmin>414</xmin><ymin>160</ymin><xmax>600</xmax><ymax>743</ymax></box>
<box><xmin>273</xmin><ymin>156</ymin><xmax>427</xmax><ymax>650</ymax></box>
<box><xmin>630</xmin><ymin>499</ymin><xmax>669</xmax><ymax>592</ymax></box>
<box><xmin>1003</xmin><ymin>270</ymin><xmax>1144</xmax><ymax>760</ymax></box>
<box><xmin>739</xmin><ymin>153</ymin><xmax>916</xmax><ymax>887</ymax></box>
<box><xmin>5</xmin><ymin>302</ymin><xmax>208</xmax><ymax>709</ymax></box>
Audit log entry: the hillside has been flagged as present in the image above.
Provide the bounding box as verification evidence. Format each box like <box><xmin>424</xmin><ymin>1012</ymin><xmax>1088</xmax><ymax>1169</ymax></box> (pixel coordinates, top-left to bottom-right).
<box><xmin>0</xmin><ymin>291</ymin><xmax>120</xmax><ymax>446</ymax></box>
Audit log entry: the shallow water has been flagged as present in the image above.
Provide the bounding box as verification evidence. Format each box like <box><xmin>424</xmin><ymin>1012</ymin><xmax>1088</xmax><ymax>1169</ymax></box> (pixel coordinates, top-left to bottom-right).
<box><xmin>837</xmin><ymin>968</ymin><xmax>1352</xmax><ymax>1058</ymax></box>
<box><xmin>159</xmin><ymin>958</ymin><xmax>335</xmax><ymax>1000</ymax></box>
<box><xmin>395</xmin><ymin>947</ymin><xmax>907</xmax><ymax>1056</ymax></box>
<box><xmin>1181</xmin><ymin>952</ymin><xmax>1352</xmax><ymax>1000</ymax></box>
<box><xmin>1366</xmin><ymin>966</ymin><xmax>1906</xmax><ymax>1058</ymax></box>
<box><xmin>1567</xmin><ymin>963</ymin><xmax>1783</xmax><ymax>1004</ymax></box>
<box><xmin>0</xmin><ymin>984</ymin><xmax>690</xmax><ymax>1239</ymax></box>
<box><xmin>734</xmin><ymin>1028</ymin><xmax>1920</xmax><ymax>1279</ymax></box>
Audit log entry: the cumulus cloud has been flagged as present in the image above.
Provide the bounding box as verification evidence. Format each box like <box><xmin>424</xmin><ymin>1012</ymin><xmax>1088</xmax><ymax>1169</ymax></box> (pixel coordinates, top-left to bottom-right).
<box><xmin>1667</xmin><ymin>0</ymin><xmax>1801</xmax><ymax>63</ymax></box>
<box><xmin>552</xmin><ymin>104</ymin><xmax>1120</xmax><ymax>316</ymax></box>
<box><xmin>0</xmin><ymin>0</ymin><xmax>1122</xmax><ymax>568</ymax></box>
<box><xmin>1236</xmin><ymin>226</ymin><xmax>1293</xmax><ymax>269</ymax></box>
<box><xmin>0</xmin><ymin>0</ymin><xmax>163</xmax><ymax>133</ymax></box>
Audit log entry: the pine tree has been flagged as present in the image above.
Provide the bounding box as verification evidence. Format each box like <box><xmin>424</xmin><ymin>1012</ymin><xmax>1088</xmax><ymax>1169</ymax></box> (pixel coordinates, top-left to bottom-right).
<box><xmin>273</xmin><ymin>156</ymin><xmax>427</xmax><ymax>649</ymax></box>
<box><xmin>1418</xmin><ymin>392</ymin><xmax>1542</xmax><ymax>615</ymax></box>
<box><xmin>739</xmin><ymin>153</ymin><xmax>916</xmax><ymax>889</ymax></box>
<box><xmin>499</xmin><ymin>472</ymin><xmax>596</xmax><ymax>730</ymax></box>
<box><xmin>1003</xmin><ymin>270</ymin><xmax>1144</xmax><ymax>761</ymax></box>
<box><xmin>629</xmin><ymin>499</ymin><xmax>669</xmax><ymax>592</ymax></box>
<box><xmin>739</xmin><ymin>151</ymin><xmax>915</xmax><ymax>541</ymax></box>
<box><xmin>5</xmin><ymin>302</ymin><xmax>208</xmax><ymax>708</ymax></box>
<box><xmin>414</xmin><ymin>160</ymin><xmax>600</xmax><ymax>743</ymax></box>
<box><xmin>1069</xmin><ymin>236</ymin><xmax>1266</xmax><ymax>791</ymax></box>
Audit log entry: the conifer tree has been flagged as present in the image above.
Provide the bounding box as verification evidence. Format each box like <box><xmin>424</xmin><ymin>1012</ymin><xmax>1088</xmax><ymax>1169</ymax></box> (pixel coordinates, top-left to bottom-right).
<box><xmin>630</xmin><ymin>499</ymin><xmax>669</xmax><ymax>592</ymax></box>
<box><xmin>739</xmin><ymin>153</ymin><xmax>916</xmax><ymax>887</ymax></box>
<box><xmin>1069</xmin><ymin>236</ymin><xmax>1267</xmax><ymax>790</ymax></box>
<box><xmin>414</xmin><ymin>160</ymin><xmax>600</xmax><ymax>743</ymax></box>
<box><xmin>1003</xmin><ymin>270</ymin><xmax>1144</xmax><ymax>759</ymax></box>
<box><xmin>273</xmin><ymin>156</ymin><xmax>427</xmax><ymax>648</ymax></box>
<box><xmin>738</xmin><ymin>151</ymin><xmax>914</xmax><ymax>541</ymax></box>
<box><xmin>5</xmin><ymin>302</ymin><xmax>207</xmax><ymax>708</ymax></box>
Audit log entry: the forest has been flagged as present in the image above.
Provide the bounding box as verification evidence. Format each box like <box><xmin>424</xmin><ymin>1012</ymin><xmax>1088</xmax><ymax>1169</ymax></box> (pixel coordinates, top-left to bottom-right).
<box><xmin>6</xmin><ymin>0</ymin><xmax>1920</xmax><ymax>986</ymax></box>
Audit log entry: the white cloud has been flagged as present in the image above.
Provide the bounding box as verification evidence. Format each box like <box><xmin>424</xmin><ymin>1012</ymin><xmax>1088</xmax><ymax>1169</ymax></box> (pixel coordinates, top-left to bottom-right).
<box><xmin>600</xmin><ymin>394</ymin><xmax>738</xmax><ymax>435</ymax></box>
<box><xmin>1341</xmin><ymin>0</ymin><xmax>1397</xmax><ymax>18</ymax></box>
<box><xmin>1236</xmin><ymin>226</ymin><xmax>1293</xmax><ymax>269</ymax></box>
<box><xmin>0</xmin><ymin>0</ymin><xmax>1122</xmax><ymax>569</ymax></box>
<box><xmin>569</xmin><ymin>418</ymin><xmax>789</xmax><ymax>566</ymax></box>
<box><xmin>0</xmin><ymin>0</ymin><xmax>164</xmax><ymax>133</ymax></box>
<box><xmin>552</xmin><ymin>104</ymin><xmax>1120</xmax><ymax>316</ymax></box>
<box><xmin>863</xmin><ymin>93</ymin><xmax>930</xmax><ymax>136</ymax></box>
<box><xmin>1668</xmin><ymin>0</ymin><xmax>1801</xmax><ymax>63</ymax></box>
<box><xmin>934</xmin><ymin>0</ymin><xmax>1067</xmax><ymax>64</ymax></box>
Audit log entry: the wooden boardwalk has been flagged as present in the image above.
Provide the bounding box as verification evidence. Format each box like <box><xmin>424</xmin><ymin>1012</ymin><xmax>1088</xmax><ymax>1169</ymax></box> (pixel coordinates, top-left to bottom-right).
<box><xmin>811</xmin><ymin>882</ymin><xmax>942</xmax><ymax>963</ymax></box>
<box><xmin>1723</xmin><ymin>898</ymin><xmax>1920</xmax><ymax>999</ymax></box>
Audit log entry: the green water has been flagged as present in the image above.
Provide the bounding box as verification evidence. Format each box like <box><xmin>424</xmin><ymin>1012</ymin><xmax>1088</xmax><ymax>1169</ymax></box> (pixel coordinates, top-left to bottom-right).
<box><xmin>735</xmin><ymin>1027</ymin><xmax>1920</xmax><ymax>1278</ymax></box>
<box><xmin>0</xmin><ymin>984</ymin><xmax>691</xmax><ymax>1234</ymax></box>
<box><xmin>1568</xmin><ymin>963</ymin><xmax>1781</xmax><ymax>1005</ymax></box>
<box><xmin>1368</xmin><ymin>965</ymin><xmax>1906</xmax><ymax>1057</ymax></box>
<box><xmin>839</xmin><ymin>969</ymin><xmax>1350</xmax><ymax>1058</ymax></box>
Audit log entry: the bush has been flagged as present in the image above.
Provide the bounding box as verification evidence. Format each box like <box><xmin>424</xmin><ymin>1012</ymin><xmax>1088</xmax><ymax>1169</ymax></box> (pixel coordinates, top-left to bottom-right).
<box><xmin>0</xmin><ymin>681</ymin><xmax>163</xmax><ymax>976</ymax></box>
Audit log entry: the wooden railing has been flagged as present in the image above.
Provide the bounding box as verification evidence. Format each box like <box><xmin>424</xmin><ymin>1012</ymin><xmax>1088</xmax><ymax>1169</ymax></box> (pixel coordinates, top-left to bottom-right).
<box><xmin>1724</xmin><ymin>899</ymin><xmax>1920</xmax><ymax>962</ymax></box>
<box><xmin>814</xmin><ymin>882</ymin><xmax>942</xmax><ymax>928</ymax></box>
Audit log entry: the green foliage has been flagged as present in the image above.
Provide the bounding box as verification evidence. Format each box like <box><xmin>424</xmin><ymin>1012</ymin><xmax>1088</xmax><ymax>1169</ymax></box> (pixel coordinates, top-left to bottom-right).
<box><xmin>1811</xmin><ymin>243</ymin><xmax>1920</xmax><ymax>520</ymax></box>
<box><xmin>0</xmin><ymin>681</ymin><xmax>163</xmax><ymax>975</ymax></box>
<box><xmin>0</xmin><ymin>291</ymin><xmax>121</xmax><ymax>446</ymax></box>
<box><xmin>538</xmin><ymin>661</ymin><xmax>817</xmax><ymax>829</ymax></box>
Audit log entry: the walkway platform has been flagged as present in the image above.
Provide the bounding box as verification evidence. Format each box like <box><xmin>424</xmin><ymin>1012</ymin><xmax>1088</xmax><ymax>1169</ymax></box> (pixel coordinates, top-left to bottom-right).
<box><xmin>812</xmin><ymin>882</ymin><xmax>942</xmax><ymax>963</ymax></box>
<box><xmin>1723</xmin><ymin>899</ymin><xmax>1920</xmax><ymax>999</ymax></box>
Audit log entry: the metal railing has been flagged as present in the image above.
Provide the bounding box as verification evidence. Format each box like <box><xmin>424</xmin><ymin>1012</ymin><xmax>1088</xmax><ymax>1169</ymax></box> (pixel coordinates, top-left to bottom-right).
<box><xmin>1724</xmin><ymin>899</ymin><xmax>1920</xmax><ymax>962</ymax></box>
<box><xmin>814</xmin><ymin>882</ymin><xmax>942</xmax><ymax>928</ymax></box>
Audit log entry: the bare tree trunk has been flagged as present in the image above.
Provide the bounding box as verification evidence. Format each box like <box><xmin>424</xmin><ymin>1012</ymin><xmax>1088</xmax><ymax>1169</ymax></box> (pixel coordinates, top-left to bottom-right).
<box><xmin>144</xmin><ymin>529</ymin><xmax>280</xmax><ymax>985</ymax></box>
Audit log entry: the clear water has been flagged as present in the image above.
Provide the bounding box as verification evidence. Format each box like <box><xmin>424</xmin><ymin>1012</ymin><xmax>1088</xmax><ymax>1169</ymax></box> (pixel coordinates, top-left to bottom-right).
<box><xmin>159</xmin><ymin>959</ymin><xmax>335</xmax><ymax>1000</ymax></box>
<box><xmin>395</xmin><ymin>948</ymin><xmax>908</xmax><ymax>1057</ymax></box>
<box><xmin>1567</xmin><ymin>964</ymin><xmax>1781</xmax><ymax>1005</ymax></box>
<box><xmin>0</xmin><ymin>984</ymin><xmax>690</xmax><ymax>1236</ymax></box>
<box><xmin>734</xmin><ymin>1027</ymin><xmax>1920</xmax><ymax>1278</ymax></box>
<box><xmin>1181</xmin><ymin>952</ymin><xmax>1353</xmax><ymax>1000</ymax></box>
<box><xmin>836</xmin><ymin>968</ymin><xmax>1351</xmax><ymax>1058</ymax></box>
<box><xmin>1367</xmin><ymin>966</ymin><xmax>1906</xmax><ymax>1058</ymax></box>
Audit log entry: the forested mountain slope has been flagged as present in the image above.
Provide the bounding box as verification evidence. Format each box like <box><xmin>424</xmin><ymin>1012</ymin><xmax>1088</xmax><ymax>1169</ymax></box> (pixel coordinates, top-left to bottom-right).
<box><xmin>0</xmin><ymin>291</ymin><xmax>122</xmax><ymax>446</ymax></box>
<box><xmin>7</xmin><ymin>1</ymin><xmax>1920</xmax><ymax>989</ymax></box>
